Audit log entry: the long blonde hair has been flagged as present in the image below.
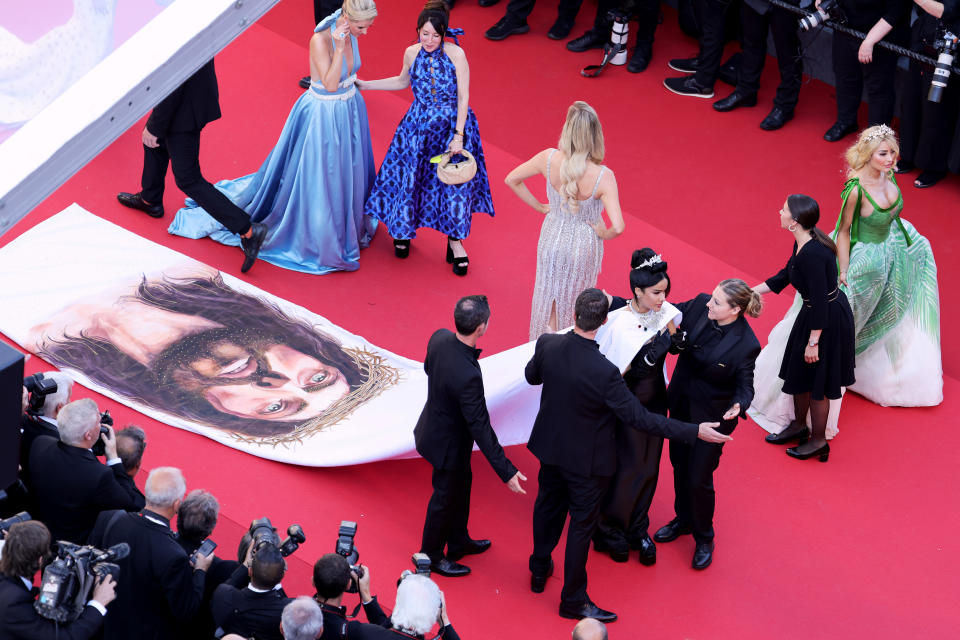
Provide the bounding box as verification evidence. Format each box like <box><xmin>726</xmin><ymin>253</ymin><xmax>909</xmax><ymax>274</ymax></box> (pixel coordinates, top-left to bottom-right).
<box><xmin>845</xmin><ymin>124</ymin><xmax>899</xmax><ymax>178</ymax></box>
<box><xmin>557</xmin><ymin>101</ymin><xmax>604</xmax><ymax>211</ymax></box>
<box><xmin>343</xmin><ymin>0</ymin><xmax>377</xmax><ymax>21</ymax></box>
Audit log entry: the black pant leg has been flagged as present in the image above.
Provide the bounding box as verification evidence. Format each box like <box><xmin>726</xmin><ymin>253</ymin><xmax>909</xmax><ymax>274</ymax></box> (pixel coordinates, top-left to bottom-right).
<box><xmin>314</xmin><ymin>0</ymin><xmax>342</xmax><ymax>24</ymax></box>
<box><xmin>735</xmin><ymin>1</ymin><xmax>769</xmax><ymax>97</ymax></box>
<box><xmin>421</xmin><ymin>467</ymin><xmax>470</xmax><ymax>563</ymax></box>
<box><xmin>899</xmin><ymin>60</ymin><xmax>926</xmax><ymax>163</ymax></box>
<box><xmin>633</xmin><ymin>0</ymin><xmax>661</xmax><ymax>48</ymax></box>
<box><xmin>446</xmin><ymin>468</ymin><xmax>473</xmax><ymax>550</ymax></box>
<box><xmin>556</xmin><ymin>0</ymin><xmax>585</xmax><ymax>24</ymax></box>
<box><xmin>166</xmin><ymin>131</ymin><xmax>252</xmax><ymax>236</ymax></box>
<box><xmin>687</xmin><ymin>438</ymin><xmax>725</xmax><ymax>544</ymax></box>
<box><xmin>503</xmin><ymin>0</ymin><xmax>536</xmax><ymax>23</ymax></box>
<box><xmin>768</xmin><ymin>4</ymin><xmax>803</xmax><ymax>112</ymax></box>
<box><xmin>916</xmin><ymin>71</ymin><xmax>960</xmax><ymax>171</ymax></box>
<box><xmin>863</xmin><ymin>47</ymin><xmax>898</xmax><ymax>126</ymax></box>
<box><xmin>668</xmin><ymin>438</ymin><xmax>694</xmax><ymax>526</ymax></box>
<box><xmin>693</xmin><ymin>0</ymin><xmax>734</xmax><ymax>89</ymax></box>
<box><xmin>627</xmin><ymin>433</ymin><xmax>663</xmax><ymax>540</ymax></box>
<box><xmin>530</xmin><ymin>464</ymin><xmax>569</xmax><ymax>576</ymax></box>
<box><xmin>140</xmin><ymin>143</ymin><xmax>171</xmax><ymax>204</ymax></box>
<box><xmin>559</xmin><ymin>470</ymin><xmax>610</xmax><ymax>606</ymax></box>
<box><xmin>832</xmin><ymin>34</ymin><xmax>864</xmax><ymax>126</ymax></box>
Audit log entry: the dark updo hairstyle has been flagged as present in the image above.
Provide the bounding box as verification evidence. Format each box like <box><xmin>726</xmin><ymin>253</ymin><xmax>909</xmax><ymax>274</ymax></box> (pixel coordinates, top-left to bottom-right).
<box><xmin>417</xmin><ymin>0</ymin><xmax>449</xmax><ymax>39</ymax></box>
<box><xmin>787</xmin><ymin>194</ymin><xmax>838</xmax><ymax>256</ymax></box>
<box><xmin>629</xmin><ymin>248</ymin><xmax>671</xmax><ymax>298</ymax></box>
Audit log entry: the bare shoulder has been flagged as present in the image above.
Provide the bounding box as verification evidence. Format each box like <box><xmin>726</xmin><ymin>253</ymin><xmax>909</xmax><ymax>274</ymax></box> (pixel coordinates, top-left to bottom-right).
<box><xmin>443</xmin><ymin>42</ymin><xmax>466</xmax><ymax>60</ymax></box>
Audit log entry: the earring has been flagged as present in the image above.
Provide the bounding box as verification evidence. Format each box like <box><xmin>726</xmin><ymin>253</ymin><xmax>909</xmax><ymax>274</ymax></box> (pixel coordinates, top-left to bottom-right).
<box><xmin>788</xmin><ymin>222</ymin><xmax>798</xmax><ymax>232</ymax></box>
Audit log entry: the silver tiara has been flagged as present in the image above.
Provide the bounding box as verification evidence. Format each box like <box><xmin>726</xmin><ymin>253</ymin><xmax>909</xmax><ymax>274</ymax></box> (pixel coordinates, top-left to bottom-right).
<box><xmin>634</xmin><ymin>254</ymin><xmax>663</xmax><ymax>270</ymax></box>
<box><xmin>862</xmin><ymin>124</ymin><xmax>896</xmax><ymax>144</ymax></box>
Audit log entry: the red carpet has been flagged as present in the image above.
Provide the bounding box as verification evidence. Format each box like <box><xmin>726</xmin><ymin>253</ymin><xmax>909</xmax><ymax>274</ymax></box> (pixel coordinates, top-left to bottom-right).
<box><xmin>4</xmin><ymin>1</ymin><xmax>958</xmax><ymax>637</ymax></box>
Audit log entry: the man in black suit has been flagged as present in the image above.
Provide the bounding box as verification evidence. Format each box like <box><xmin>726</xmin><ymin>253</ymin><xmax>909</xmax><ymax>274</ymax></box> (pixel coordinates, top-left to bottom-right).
<box><xmin>525</xmin><ymin>288</ymin><xmax>731</xmax><ymax>622</ymax></box>
<box><xmin>212</xmin><ymin>544</ymin><xmax>291</xmax><ymax>640</ymax></box>
<box><xmin>88</xmin><ymin>466</ymin><xmax>215</xmax><ymax>640</ymax></box>
<box><xmin>27</xmin><ymin>399</ymin><xmax>145</xmax><ymax>544</ymax></box>
<box><xmin>312</xmin><ymin>553</ymin><xmax>390</xmax><ymax>640</ymax></box>
<box><xmin>116</xmin><ymin>59</ymin><xmax>267</xmax><ymax>273</ymax></box>
<box><xmin>415</xmin><ymin>295</ymin><xmax>526</xmax><ymax>577</ymax></box>
<box><xmin>17</xmin><ymin>371</ymin><xmax>72</xmax><ymax>483</ymax></box>
<box><xmin>0</xmin><ymin>520</ymin><xmax>116</xmax><ymax>640</ymax></box>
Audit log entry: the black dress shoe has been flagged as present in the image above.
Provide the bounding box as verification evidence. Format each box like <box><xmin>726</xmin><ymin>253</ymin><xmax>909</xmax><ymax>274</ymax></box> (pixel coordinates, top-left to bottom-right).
<box><xmin>663</xmin><ymin>76</ymin><xmax>714</xmax><ymax>99</ymax></box>
<box><xmin>667</xmin><ymin>56</ymin><xmax>698</xmax><ymax>73</ymax></box>
<box><xmin>117</xmin><ymin>191</ymin><xmax>164</xmax><ymax>218</ymax></box>
<box><xmin>593</xmin><ymin>539</ymin><xmax>629</xmax><ymax>563</ymax></box>
<box><xmin>299</xmin><ymin>76</ymin><xmax>311</xmax><ymax>89</ymax></box>
<box><xmin>478</xmin><ymin>0</ymin><xmax>501</xmax><ymax>6</ymax></box>
<box><xmin>446</xmin><ymin>538</ymin><xmax>491</xmax><ymax>561</ymax></box>
<box><xmin>713</xmin><ymin>91</ymin><xmax>758</xmax><ymax>112</ymax></box>
<box><xmin>530</xmin><ymin>559</ymin><xmax>554</xmax><ymax>593</ymax></box>
<box><xmin>824</xmin><ymin>121</ymin><xmax>858</xmax><ymax>142</ymax></box>
<box><xmin>786</xmin><ymin>442</ymin><xmax>830</xmax><ymax>462</ymax></box>
<box><xmin>653</xmin><ymin>519</ymin><xmax>692</xmax><ymax>543</ymax></box>
<box><xmin>635</xmin><ymin>534</ymin><xmax>657</xmax><ymax>566</ymax></box>
<box><xmin>484</xmin><ymin>17</ymin><xmax>529</xmax><ymax>40</ymax></box>
<box><xmin>759</xmin><ymin>107</ymin><xmax>794</xmax><ymax>131</ymax></box>
<box><xmin>432</xmin><ymin>557</ymin><xmax>471</xmax><ymax>577</ymax></box>
<box><xmin>692</xmin><ymin>542</ymin><xmax>714</xmax><ymax>570</ymax></box>
<box><xmin>547</xmin><ymin>17</ymin><xmax>574</xmax><ymax>40</ymax></box>
<box><xmin>765</xmin><ymin>421</ymin><xmax>810</xmax><ymax>445</ymax></box>
<box><xmin>558</xmin><ymin>600</ymin><xmax>617</xmax><ymax>623</ymax></box>
<box><xmin>566</xmin><ymin>29</ymin><xmax>607</xmax><ymax>53</ymax></box>
<box><xmin>239</xmin><ymin>222</ymin><xmax>268</xmax><ymax>273</ymax></box>
<box><xmin>627</xmin><ymin>46</ymin><xmax>652</xmax><ymax>73</ymax></box>
<box><xmin>915</xmin><ymin>170</ymin><xmax>947</xmax><ymax>188</ymax></box>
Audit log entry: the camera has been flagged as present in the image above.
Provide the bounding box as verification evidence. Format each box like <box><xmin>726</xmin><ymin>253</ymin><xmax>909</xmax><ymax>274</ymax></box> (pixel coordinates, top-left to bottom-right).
<box><xmin>335</xmin><ymin>520</ymin><xmax>364</xmax><ymax>593</ymax></box>
<box><xmin>34</xmin><ymin>541</ymin><xmax>129</xmax><ymax>623</ymax></box>
<box><xmin>0</xmin><ymin>511</ymin><xmax>31</xmax><ymax>538</ymax></box>
<box><xmin>247</xmin><ymin>517</ymin><xmax>306</xmax><ymax>558</ymax></box>
<box><xmin>90</xmin><ymin>411</ymin><xmax>113</xmax><ymax>458</ymax></box>
<box><xmin>397</xmin><ymin>553</ymin><xmax>432</xmax><ymax>586</ymax></box>
<box><xmin>581</xmin><ymin>9</ymin><xmax>631</xmax><ymax>78</ymax></box>
<box><xmin>928</xmin><ymin>30</ymin><xmax>958</xmax><ymax>103</ymax></box>
<box><xmin>799</xmin><ymin>0</ymin><xmax>838</xmax><ymax>32</ymax></box>
<box><xmin>23</xmin><ymin>373</ymin><xmax>57</xmax><ymax>415</ymax></box>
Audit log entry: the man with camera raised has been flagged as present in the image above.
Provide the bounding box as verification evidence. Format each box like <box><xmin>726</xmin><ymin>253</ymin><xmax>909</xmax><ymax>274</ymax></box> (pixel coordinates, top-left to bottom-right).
<box><xmin>312</xmin><ymin>553</ymin><xmax>389</xmax><ymax>640</ymax></box>
<box><xmin>88</xmin><ymin>467</ymin><xmax>214</xmax><ymax>640</ymax></box>
<box><xmin>27</xmin><ymin>399</ymin><xmax>145</xmax><ymax>543</ymax></box>
<box><xmin>19</xmin><ymin>372</ymin><xmax>73</xmax><ymax>469</ymax></box>
<box><xmin>212</xmin><ymin>541</ymin><xmax>291</xmax><ymax>640</ymax></box>
<box><xmin>0</xmin><ymin>520</ymin><xmax>117</xmax><ymax>640</ymax></box>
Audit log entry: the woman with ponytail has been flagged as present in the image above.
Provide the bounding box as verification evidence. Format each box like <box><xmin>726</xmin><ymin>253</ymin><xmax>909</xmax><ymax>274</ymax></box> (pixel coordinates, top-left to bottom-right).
<box><xmin>751</xmin><ymin>195</ymin><xmax>856</xmax><ymax>463</ymax></box>
<box><xmin>653</xmin><ymin>279</ymin><xmax>760</xmax><ymax>570</ymax></box>
<box><xmin>505</xmin><ymin>101</ymin><xmax>625</xmax><ymax>340</ymax></box>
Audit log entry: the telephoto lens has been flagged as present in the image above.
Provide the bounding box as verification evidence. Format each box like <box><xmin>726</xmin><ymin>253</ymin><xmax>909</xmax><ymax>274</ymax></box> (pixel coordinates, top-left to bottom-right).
<box><xmin>928</xmin><ymin>32</ymin><xmax>958</xmax><ymax>103</ymax></box>
<box><xmin>799</xmin><ymin>0</ymin><xmax>837</xmax><ymax>32</ymax></box>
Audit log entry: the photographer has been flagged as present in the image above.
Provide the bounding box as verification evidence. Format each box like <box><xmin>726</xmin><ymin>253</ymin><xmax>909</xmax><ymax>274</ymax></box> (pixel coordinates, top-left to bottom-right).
<box><xmin>390</xmin><ymin>574</ymin><xmax>458</xmax><ymax>640</ymax></box>
<box><xmin>211</xmin><ymin>543</ymin><xmax>291</xmax><ymax>640</ymax></box>
<box><xmin>0</xmin><ymin>520</ymin><xmax>116</xmax><ymax>640</ymax></box>
<box><xmin>27</xmin><ymin>399</ymin><xmax>145</xmax><ymax>543</ymax></box>
<box><xmin>114</xmin><ymin>426</ymin><xmax>147</xmax><ymax>504</ymax></box>
<box><xmin>312</xmin><ymin>553</ymin><xmax>389</xmax><ymax>640</ymax></box>
<box><xmin>17</xmin><ymin>372</ymin><xmax>72</xmax><ymax>479</ymax></box>
<box><xmin>88</xmin><ymin>467</ymin><xmax>214</xmax><ymax>640</ymax></box>
<box><xmin>222</xmin><ymin>597</ymin><xmax>325</xmax><ymax>640</ymax></box>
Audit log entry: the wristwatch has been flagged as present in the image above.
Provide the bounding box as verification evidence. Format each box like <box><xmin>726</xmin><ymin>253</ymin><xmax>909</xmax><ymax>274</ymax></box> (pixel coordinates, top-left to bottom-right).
<box><xmin>808</xmin><ymin>339</ymin><xmax>818</xmax><ymax>347</ymax></box>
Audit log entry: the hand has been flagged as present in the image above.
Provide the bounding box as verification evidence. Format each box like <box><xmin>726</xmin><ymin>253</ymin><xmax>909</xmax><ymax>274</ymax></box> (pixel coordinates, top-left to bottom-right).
<box><xmin>355</xmin><ymin>78</ymin><xmax>365</xmax><ymax>90</ymax></box>
<box><xmin>91</xmin><ymin>574</ymin><xmax>117</xmax><ymax>607</ymax></box>
<box><xmin>697</xmin><ymin>422</ymin><xmax>732</xmax><ymax>443</ymax></box>
<box><xmin>242</xmin><ymin>540</ymin><xmax>254</xmax><ymax>568</ymax></box>
<box><xmin>602</xmin><ymin>289</ymin><xmax>614</xmax><ymax>307</ymax></box>
<box><xmin>438</xmin><ymin>590</ymin><xmax>450</xmax><ymax>626</ymax></box>
<box><xmin>537</xmin><ymin>202</ymin><xmax>550</xmax><ymax>214</ymax></box>
<box><xmin>839</xmin><ymin>269</ymin><xmax>849</xmax><ymax>287</ymax></box>
<box><xmin>141</xmin><ymin>127</ymin><xmax>159</xmax><ymax>148</ymax></box>
<box><xmin>506</xmin><ymin>470</ymin><xmax>527</xmax><ymax>495</ymax></box>
<box><xmin>448</xmin><ymin>136</ymin><xmax>464</xmax><ymax>154</ymax></box>
<box><xmin>355</xmin><ymin>564</ymin><xmax>372</xmax><ymax>600</ymax></box>
<box><xmin>804</xmin><ymin>343</ymin><xmax>820</xmax><ymax>363</ymax></box>
<box><xmin>21</xmin><ymin>386</ymin><xmax>28</xmax><ymax>414</ymax></box>
<box><xmin>722</xmin><ymin>403</ymin><xmax>741</xmax><ymax>421</ymax></box>
<box><xmin>815</xmin><ymin>0</ymin><xmax>821</xmax><ymax>7</ymax></box>
<box><xmin>191</xmin><ymin>546</ymin><xmax>214</xmax><ymax>572</ymax></box>
<box><xmin>858</xmin><ymin>40</ymin><xmax>875</xmax><ymax>64</ymax></box>
<box><xmin>101</xmin><ymin>425</ymin><xmax>118</xmax><ymax>460</ymax></box>
<box><xmin>333</xmin><ymin>17</ymin><xmax>349</xmax><ymax>51</ymax></box>
<box><xmin>591</xmin><ymin>220</ymin><xmax>607</xmax><ymax>239</ymax></box>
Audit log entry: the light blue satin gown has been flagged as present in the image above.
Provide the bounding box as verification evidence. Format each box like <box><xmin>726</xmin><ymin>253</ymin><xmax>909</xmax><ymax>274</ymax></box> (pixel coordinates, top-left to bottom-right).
<box><xmin>168</xmin><ymin>10</ymin><xmax>377</xmax><ymax>274</ymax></box>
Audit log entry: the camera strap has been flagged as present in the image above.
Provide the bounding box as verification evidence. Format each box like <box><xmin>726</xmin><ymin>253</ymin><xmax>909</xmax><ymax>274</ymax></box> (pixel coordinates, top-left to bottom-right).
<box><xmin>581</xmin><ymin>44</ymin><xmax>618</xmax><ymax>78</ymax></box>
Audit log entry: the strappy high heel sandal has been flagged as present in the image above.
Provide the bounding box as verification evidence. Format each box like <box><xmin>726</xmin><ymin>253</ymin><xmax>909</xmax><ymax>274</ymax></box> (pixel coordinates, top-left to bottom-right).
<box><xmin>446</xmin><ymin>237</ymin><xmax>468</xmax><ymax>276</ymax></box>
<box><xmin>394</xmin><ymin>239</ymin><xmax>411</xmax><ymax>259</ymax></box>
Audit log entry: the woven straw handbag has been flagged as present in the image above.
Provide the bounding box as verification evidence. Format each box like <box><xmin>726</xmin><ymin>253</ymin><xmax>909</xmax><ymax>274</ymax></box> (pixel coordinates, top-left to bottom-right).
<box><xmin>436</xmin><ymin>150</ymin><xmax>477</xmax><ymax>185</ymax></box>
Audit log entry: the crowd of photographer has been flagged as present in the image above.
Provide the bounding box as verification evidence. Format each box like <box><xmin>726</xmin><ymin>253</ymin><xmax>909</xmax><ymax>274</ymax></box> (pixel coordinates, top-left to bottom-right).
<box><xmin>477</xmin><ymin>0</ymin><xmax>960</xmax><ymax>187</ymax></box>
<box><xmin>0</xmin><ymin>374</ymin><xmax>463</xmax><ymax>640</ymax></box>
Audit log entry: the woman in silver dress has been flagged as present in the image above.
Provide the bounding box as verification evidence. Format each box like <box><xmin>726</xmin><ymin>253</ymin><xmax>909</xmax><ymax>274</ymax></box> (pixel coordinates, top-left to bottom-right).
<box><xmin>505</xmin><ymin>101</ymin><xmax>625</xmax><ymax>341</ymax></box>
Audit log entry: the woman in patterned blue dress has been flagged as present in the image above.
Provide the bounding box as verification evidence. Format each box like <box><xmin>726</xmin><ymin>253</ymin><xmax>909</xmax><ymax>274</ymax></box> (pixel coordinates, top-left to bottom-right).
<box><xmin>359</xmin><ymin>0</ymin><xmax>494</xmax><ymax>276</ymax></box>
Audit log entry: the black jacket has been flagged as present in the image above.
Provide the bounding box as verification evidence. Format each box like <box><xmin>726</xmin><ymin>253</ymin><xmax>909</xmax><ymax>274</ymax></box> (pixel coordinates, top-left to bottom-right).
<box><xmin>414</xmin><ymin>329</ymin><xmax>517</xmax><ymax>482</ymax></box>
<box><xmin>211</xmin><ymin>582</ymin><xmax>291</xmax><ymax>640</ymax></box>
<box><xmin>175</xmin><ymin>536</ymin><xmax>240</xmax><ymax>640</ymax></box>
<box><xmin>27</xmin><ymin>437</ymin><xmax>145</xmax><ymax>543</ymax></box>
<box><xmin>318</xmin><ymin>598</ymin><xmax>390</xmax><ymax>640</ymax></box>
<box><xmin>88</xmin><ymin>510</ymin><xmax>206</xmax><ymax>640</ymax></box>
<box><xmin>0</xmin><ymin>575</ymin><xmax>104</xmax><ymax>640</ymax></box>
<box><xmin>525</xmin><ymin>331</ymin><xmax>698</xmax><ymax>477</ymax></box>
<box><xmin>145</xmin><ymin>59</ymin><xmax>222</xmax><ymax>137</ymax></box>
<box><xmin>667</xmin><ymin>294</ymin><xmax>761</xmax><ymax>429</ymax></box>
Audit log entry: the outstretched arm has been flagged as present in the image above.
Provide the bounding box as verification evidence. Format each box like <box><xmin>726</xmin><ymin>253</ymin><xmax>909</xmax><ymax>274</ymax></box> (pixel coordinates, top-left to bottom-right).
<box><xmin>357</xmin><ymin>46</ymin><xmax>415</xmax><ymax>91</ymax></box>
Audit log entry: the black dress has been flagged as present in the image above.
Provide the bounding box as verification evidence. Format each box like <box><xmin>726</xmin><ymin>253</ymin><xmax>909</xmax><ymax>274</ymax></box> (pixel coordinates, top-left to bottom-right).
<box><xmin>764</xmin><ymin>240</ymin><xmax>856</xmax><ymax>400</ymax></box>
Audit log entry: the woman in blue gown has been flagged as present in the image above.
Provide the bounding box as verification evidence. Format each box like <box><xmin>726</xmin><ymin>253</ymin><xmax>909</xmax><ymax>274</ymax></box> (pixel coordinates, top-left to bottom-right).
<box><xmin>167</xmin><ymin>0</ymin><xmax>379</xmax><ymax>275</ymax></box>
<box><xmin>359</xmin><ymin>0</ymin><xmax>494</xmax><ymax>276</ymax></box>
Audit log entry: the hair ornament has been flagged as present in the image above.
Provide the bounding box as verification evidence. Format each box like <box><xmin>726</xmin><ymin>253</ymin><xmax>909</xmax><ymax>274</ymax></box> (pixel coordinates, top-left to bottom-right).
<box><xmin>634</xmin><ymin>254</ymin><xmax>663</xmax><ymax>270</ymax></box>
<box><xmin>862</xmin><ymin>124</ymin><xmax>896</xmax><ymax>144</ymax></box>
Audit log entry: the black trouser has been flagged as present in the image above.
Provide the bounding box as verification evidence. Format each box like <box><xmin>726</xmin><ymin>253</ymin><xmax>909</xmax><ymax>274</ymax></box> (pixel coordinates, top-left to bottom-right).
<box><xmin>899</xmin><ymin>59</ymin><xmax>960</xmax><ymax>172</ymax></box>
<box><xmin>736</xmin><ymin>1</ymin><xmax>802</xmax><ymax>111</ymax></box>
<box><xmin>667</xmin><ymin>422</ymin><xmax>733</xmax><ymax>545</ymax></box>
<box><xmin>529</xmin><ymin>464</ymin><xmax>610</xmax><ymax>606</ymax></box>
<box><xmin>831</xmin><ymin>32</ymin><xmax>898</xmax><ymax>127</ymax></box>
<box><xmin>314</xmin><ymin>0</ymin><xmax>342</xmax><ymax>24</ymax></box>
<box><xmin>595</xmin><ymin>430</ymin><xmax>663</xmax><ymax>549</ymax></box>
<box><xmin>693</xmin><ymin>0</ymin><xmax>736</xmax><ymax>89</ymax></box>
<box><xmin>502</xmin><ymin>0</ymin><xmax>586</xmax><ymax>26</ymax></box>
<box><xmin>420</xmin><ymin>467</ymin><xmax>473</xmax><ymax>563</ymax></box>
<box><xmin>141</xmin><ymin>130</ymin><xmax>251</xmax><ymax>235</ymax></box>
<box><xmin>589</xmin><ymin>0</ymin><xmax>661</xmax><ymax>47</ymax></box>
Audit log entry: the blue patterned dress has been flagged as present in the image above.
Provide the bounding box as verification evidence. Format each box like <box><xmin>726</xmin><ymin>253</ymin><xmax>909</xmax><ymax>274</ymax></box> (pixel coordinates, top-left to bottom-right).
<box><xmin>364</xmin><ymin>44</ymin><xmax>494</xmax><ymax>240</ymax></box>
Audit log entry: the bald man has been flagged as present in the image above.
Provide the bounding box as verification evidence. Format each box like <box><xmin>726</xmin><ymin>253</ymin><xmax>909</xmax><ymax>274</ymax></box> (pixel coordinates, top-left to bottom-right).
<box><xmin>572</xmin><ymin>617</ymin><xmax>608</xmax><ymax>640</ymax></box>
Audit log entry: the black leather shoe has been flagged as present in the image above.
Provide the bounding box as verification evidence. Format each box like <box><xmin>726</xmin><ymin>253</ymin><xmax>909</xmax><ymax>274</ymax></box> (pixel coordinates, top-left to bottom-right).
<box><xmin>654</xmin><ymin>519</ymin><xmax>692</xmax><ymax>543</ymax></box>
<box><xmin>299</xmin><ymin>76</ymin><xmax>311</xmax><ymax>89</ymax></box>
<box><xmin>117</xmin><ymin>191</ymin><xmax>164</xmax><ymax>218</ymax></box>
<box><xmin>530</xmin><ymin>559</ymin><xmax>553</xmax><ymax>593</ymax></box>
<box><xmin>432</xmin><ymin>557</ymin><xmax>471</xmax><ymax>577</ymax></box>
<box><xmin>484</xmin><ymin>17</ymin><xmax>529</xmax><ymax>40</ymax></box>
<box><xmin>593</xmin><ymin>539</ymin><xmax>629</xmax><ymax>563</ymax></box>
<box><xmin>478</xmin><ymin>0</ymin><xmax>501</xmax><ymax>6</ymax></box>
<box><xmin>627</xmin><ymin>46</ymin><xmax>652</xmax><ymax>73</ymax></box>
<box><xmin>239</xmin><ymin>222</ymin><xmax>268</xmax><ymax>274</ymax></box>
<box><xmin>824</xmin><ymin>121</ymin><xmax>858</xmax><ymax>142</ymax></box>
<box><xmin>915</xmin><ymin>170</ymin><xmax>947</xmax><ymax>188</ymax></box>
<box><xmin>667</xmin><ymin>56</ymin><xmax>698</xmax><ymax>73</ymax></box>
<box><xmin>566</xmin><ymin>29</ymin><xmax>607</xmax><ymax>53</ymax></box>
<box><xmin>547</xmin><ymin>17</ymin><xmax>574</xmax><ymax>40</ymax></box>
<box><xmin>786</xmin><ymin>442</ymin><xmax>830</xmax><ymax>462</ymax></box>
<box><xmin>692</xmin><ymin>542</ymin><xmax>714</xmax><ymax>570</ymax></box>
<box><xmin>635</xmin><ymin>534</ymin><xmax>657</xmax><ymax>566</ymax></box>
<box><xmin>713</xmin><ymin>91</ymin><xmax>757</xmax><ymax>112</ymax></box>
<box><xmin>765</xmin><ymin>420</ymin><xmax>810</xmax><ymax>445</ymax></box>
<box><xmin>559</xmin><ymin>600</ymin><xmax>617</xmax><ymax>623</ymax></box>
<box><xmin>759</xmin><ymin>107</ymin><xmax>794</xmax><ymax>131</ymax></box>
<box><xmin>663</xmin><ymin>76</ymin><xmax>714</xmax><ymax>99</ymax></box>
<box><xmin>446</xmin><ymin>538</ymin><xmax>491</xmax><ymax>561</ymax></box>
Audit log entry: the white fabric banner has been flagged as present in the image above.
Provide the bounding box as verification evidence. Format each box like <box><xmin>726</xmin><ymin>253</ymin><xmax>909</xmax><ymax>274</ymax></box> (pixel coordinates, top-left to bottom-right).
<box><xmin>0</xmin><ymin>206</ymin><xmax>540</xmax><ymax>466</ymax></box>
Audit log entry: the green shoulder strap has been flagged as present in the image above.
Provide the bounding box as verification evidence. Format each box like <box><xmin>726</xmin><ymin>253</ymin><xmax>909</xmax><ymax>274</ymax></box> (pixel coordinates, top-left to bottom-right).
<box><xmin>833</xmin><ymin>178</ymin><xmax>862</xmax><ymax>252</ymax></box>
<box><xmin>888</xmin><ymin>172</ymin><xmax>913</xmax><ymax>247</ymax></box>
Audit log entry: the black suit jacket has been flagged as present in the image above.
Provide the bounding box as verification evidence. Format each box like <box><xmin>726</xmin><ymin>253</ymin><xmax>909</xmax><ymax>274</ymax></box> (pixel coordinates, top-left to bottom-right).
<box><xmin>668</xmin><ymin>294</ymin><xmax>761</xmax><ymax>429</ymax></box>
<box><xmin>318</xmin><ymin>598</ymin><xmax>390</xmax><ymax>640</ymax></box>
<box><xmin>525</xmin><ymin>331</ymin><xmax>698</xmax><ymax>477</ymax></box>
<box><xmin>414</xmin><ymin>329</ymin><xmax>517</xmax><ymax>483</ymax></box>
<box><xmin>211</xmin><ymin>583</ymin><xmax>291</xmax><ymax>640</ymax></box>
<box><xmin>0</xmin><ymin>575</ymin><xmax>104</xmax><ymax>640</ymax></box>
<box><xmin>175</xmin><ymin>537</ymin><xmax>240</xmax><ymax>640</ymax></box>
<box><xmin>27</xmin><ymin>437</ymin><xmax>145</xmax><ymax>543</ymax></box>
<box><xmin>88</xmin><ymin>510</ymin><xmax>206</xmax><ymax>640</ymax></box>
<box><xmin>146</xmin><ymin>59</ymin><xmax>222</xmax><ymax>138</ymax></box>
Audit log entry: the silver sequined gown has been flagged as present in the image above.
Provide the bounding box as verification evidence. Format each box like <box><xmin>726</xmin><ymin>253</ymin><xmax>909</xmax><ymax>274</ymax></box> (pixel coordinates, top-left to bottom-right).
<box><xmin>529</xmin><ymin>150</ymin><xmax>606</xmax><ymax>341</ymax></box>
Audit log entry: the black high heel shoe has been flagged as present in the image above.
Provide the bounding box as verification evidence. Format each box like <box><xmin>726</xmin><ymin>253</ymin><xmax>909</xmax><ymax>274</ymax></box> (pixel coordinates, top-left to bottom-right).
<box><xmin>446</xmin><ymin>237</ymin><xmax>468</xmax><ymax>276</ymax></box>
<box><xmin>394</xmin><ymin>239</ymin><xmax>411</xmax><ymax>259</ymax></box>
<box><xmin>765</xmin><ymin>421</ymin><xmax>811</xmax><ymax>445</ymax></box>
<box><xmin>786</xmin><ymin>442</ymin><xmax>830</xmax><ymax>462</ymax></box>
